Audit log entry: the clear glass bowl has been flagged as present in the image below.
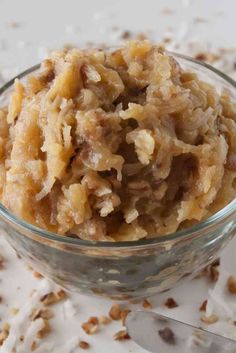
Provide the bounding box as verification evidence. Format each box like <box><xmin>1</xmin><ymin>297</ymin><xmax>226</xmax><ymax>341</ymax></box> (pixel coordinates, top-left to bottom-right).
<box><xmin>1</xmin><ymin>54</ymin><xmax>236</xmax><ymax>300</ymax></box>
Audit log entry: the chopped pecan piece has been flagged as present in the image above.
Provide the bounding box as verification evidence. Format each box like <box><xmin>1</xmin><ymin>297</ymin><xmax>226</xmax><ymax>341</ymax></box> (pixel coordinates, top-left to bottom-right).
<box><xmin>88</xmin><ymin>316</ymin><xmax>98</xmax><ymax>325</ymax></box>
<box><xmin>79</xmin><ymin>340</ymin><xmax>90</xmax><ymax>349</ymax></box>
<box><xmin>209</xmin><ymin>263</ymin><xmax>220</xmax><ymax>282</ymax></box>
<box><xmin>0</xmin><ymin>254</ymin><xmax>4</xmax><ymax>269</ymax></box>
<box><xmin>114</xmin><ymin>330</ymin><xmax>130</xmax><ymax>341</ymax></box>
<box><xmin>142</xmin><ymin>299</ymin><xmax>152</xmax><ymax>309</ymax></box>
<box><xmin>227</xmin><ymin>275</ymin><xmax>236</xmax><ymax>294</ymax></box>
<box><xmin>109</xmin><ymin>303</ymin><xmax>122</xmax><ymax>320</ymax></box>
<box><xmin>199</xmin><ymin>300</ymin><xmax>207</xmax><ymax>312</ymax></box>
<box><xmin>0</xmin><ymin>323</ymin><xmax>9</xmax><ymax>346</ymax></box>
<box><xmin>81</xmin><ymin>322</ymin><xmax>98</xmax><ymax>335</ymax></box>
<box><xmin>81</xmin><ymin>317</ymin><xmax>99</xmax><ymax>335</ymax></box>
<box><xmin>34</xmin><ymin>271</ymin><xmax>43</xmax><ymax>279</ymax></box>
<box><xmin>30</xmin><ymin>308</ymin><xmax>54</xmax><ymax>320</ymax></box>
<box><xmin>37</xmin><ymin>319</ymin><xmax>51</xmax><ymax>338</ymax></box>
<box><xmin>40</xmin><ymin>289</ymin><xmax>66</xmax><ymax>305</ymax></box>
<box><xmin>31</xmin><ymin>341</ymin><xmax>37</xmax><ymax>351</ymax></box>
<box><xmin>164</xmin><ymin>298</ymin><xmax>178</xmax><ymax>309</ymax></box>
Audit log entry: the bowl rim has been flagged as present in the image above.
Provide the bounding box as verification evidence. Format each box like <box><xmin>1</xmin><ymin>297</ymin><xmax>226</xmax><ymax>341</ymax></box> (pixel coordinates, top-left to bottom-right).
<box><xmin>0</xmin><ymin>51</ymin><xmax>236</xmax><ymax>249</ymax></box>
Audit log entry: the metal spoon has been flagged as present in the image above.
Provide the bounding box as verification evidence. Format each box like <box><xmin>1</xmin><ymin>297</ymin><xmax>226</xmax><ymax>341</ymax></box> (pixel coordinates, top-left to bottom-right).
<box><xmin>125</xmin><ymin>311</ymin><xmax>236</xmax><ymax>353</ymax></box>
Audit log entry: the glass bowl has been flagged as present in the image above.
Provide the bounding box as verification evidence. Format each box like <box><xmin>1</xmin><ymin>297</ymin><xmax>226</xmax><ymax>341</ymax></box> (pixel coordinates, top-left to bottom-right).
<box><xmin>1</xmin><ymin>53</ymin><xmax>236</xmax><ymax>300</ymax></box>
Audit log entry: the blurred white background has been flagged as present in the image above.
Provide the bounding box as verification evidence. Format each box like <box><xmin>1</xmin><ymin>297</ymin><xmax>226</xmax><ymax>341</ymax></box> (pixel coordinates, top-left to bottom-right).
<box><xmin>0</xmin><ymin>0</ymin><xmax>236</xmax><ymax>82</ymax></box>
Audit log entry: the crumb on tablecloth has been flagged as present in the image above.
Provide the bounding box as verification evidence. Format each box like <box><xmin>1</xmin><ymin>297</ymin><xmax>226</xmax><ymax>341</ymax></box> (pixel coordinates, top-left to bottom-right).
<box><xmin>30</xmin><ymin>308</ymin><xmax>54</xmax><ymax>321</ymax></box>
<box><xmin>113</xmin><ymin>330</ymin><xmax>130</xmax><ymax>341</ymax></box>
<box><xmin>82</xmin><ymin>317</ymin><xmax>99</xmax><ymax>335</ymax></box>
<box><xmin>120</xmin><ymin>30</ymin><xmax>131</xmax><ymax>39</ymax></box>
<box><xmin>199</xmin><ymin>300</ymin><xmax>207</xmax><ymax>312</ymax></box>
<box><xmin>40</xmin><ymin>289</ymin><xmax>66</xmax><ymax>305</ymax></box>
<box><xmin>37</xmin><ymin>319</ymin><xmax>51</xmax><ymax>338</ymax></box>
<box><xmin>227</xmin><ymin>275</ymin><xmax>236</xmax><ymax>294</ymax></box>
<box><xmin>0</xmin><ymin>253</ymin><xmax>5</xmax><ymax>269</ymax></box>
<box><xmin>109</xmin><ymin>303</ymin><xmax>122</xmax><ymax>321</ymax></box>
<box><xmin>208</xmin><ymin>259</ymin><xmax>220</xmax><ymax>282</ymax></box>
<box><xmin>142</xmin><ymin>298</ymin><xmax>152</xmax><ymax>309</ymax></box>
<box><xmin>194</xmin><ymin>259</ymin><xmax>220</xmax><ymax>282</ymax></box>
<box><xmin>164</xmin><ymin>298</ymin><xmax>178</xmax><ymax>309</ymax></box>
<box><xmin>34</xmin><ymin>271</ymin><xmax>43</xmax><ymax>279</ymax></box>
<box><xmin>79</xmin><ymin>340</ymin><xmax>90</xmax><ymax>349</ymax></box>
<box><xmin>0</xmin><ymin>322</ymin><xmax>10</xmax><ymax>346</ymax></box>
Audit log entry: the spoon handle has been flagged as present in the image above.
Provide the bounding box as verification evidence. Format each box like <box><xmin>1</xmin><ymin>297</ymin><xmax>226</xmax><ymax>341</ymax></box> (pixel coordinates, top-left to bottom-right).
<box><xmin>126</xmin><ymin>311</ymin><xmax>236</xmax><ymax>353</ymax></box>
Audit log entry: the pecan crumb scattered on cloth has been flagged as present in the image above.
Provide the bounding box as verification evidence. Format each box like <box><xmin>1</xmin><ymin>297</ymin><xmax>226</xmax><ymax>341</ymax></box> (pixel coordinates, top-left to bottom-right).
<box><xmin>164</xmin><ymin>297</ymin><xmax>178</xmax><ymax>308</ymax></box>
